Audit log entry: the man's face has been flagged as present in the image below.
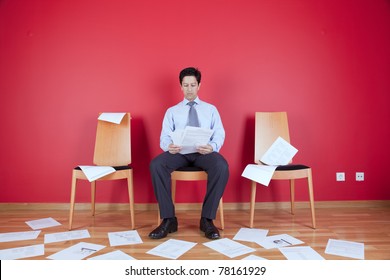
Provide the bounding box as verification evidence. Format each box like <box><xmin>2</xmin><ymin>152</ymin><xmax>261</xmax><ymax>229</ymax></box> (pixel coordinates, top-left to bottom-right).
<box><xmin>181</xmin><ymin>76</ymin><xmax>200</xmax><ymax>102</ymax></box>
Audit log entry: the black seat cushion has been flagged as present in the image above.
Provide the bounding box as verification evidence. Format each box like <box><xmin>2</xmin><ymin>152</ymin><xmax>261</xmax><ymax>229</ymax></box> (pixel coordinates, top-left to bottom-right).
<box><xmin>275</xmin><ymin>164</ymin><xmax>309</xmax><ymax>171</ymax></box>
<box><xmin>175</xmin><ymin>166</ymin><xmax>204</xmax><ymax>172</ymax></box>
<box><xmin>74</xmin><ymin>165</ymin><xmax>131</xmax><ymax>171</ymax></box>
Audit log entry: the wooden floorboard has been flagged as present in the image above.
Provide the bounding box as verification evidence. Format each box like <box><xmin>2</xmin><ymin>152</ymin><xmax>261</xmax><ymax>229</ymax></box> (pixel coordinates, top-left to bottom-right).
<box><xmin>1</xmin><ymin>202</ymin><xmax>390</xmax><ymax>260</ymax></box>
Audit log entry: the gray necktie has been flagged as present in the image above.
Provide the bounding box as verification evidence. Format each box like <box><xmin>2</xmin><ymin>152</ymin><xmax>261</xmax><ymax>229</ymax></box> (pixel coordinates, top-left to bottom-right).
<box><xmin>187</xmin><ymin>101</ymin><xmax>200</xmax><ymax>127</ymax></box>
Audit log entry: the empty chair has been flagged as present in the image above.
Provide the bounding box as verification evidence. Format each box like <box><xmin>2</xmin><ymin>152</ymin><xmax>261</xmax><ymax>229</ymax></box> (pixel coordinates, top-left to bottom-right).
<box><xmin>69</xmin><ymin>113</ymin><xmax>134</xmax><ymax>230</ymax></box>
<box><xmin>249</xmin><ymin>112</ymin><xmax>316</xmax><ymax>229</ymax></box>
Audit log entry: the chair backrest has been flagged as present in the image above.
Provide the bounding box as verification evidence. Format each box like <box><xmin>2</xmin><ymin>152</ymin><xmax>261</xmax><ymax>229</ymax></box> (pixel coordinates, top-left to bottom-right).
<box><xmin>93</xmin><ymin>113</ymin><xmax>131</xmax><ymax>166</ymax></box>
<box><xmin>254</xmin><ymin>112</ymin><xmax>291</xmax><ymax>163</ymax></box>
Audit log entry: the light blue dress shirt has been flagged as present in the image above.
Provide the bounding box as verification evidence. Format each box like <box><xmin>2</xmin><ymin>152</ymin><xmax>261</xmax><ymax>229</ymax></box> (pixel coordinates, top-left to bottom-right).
<box><xmin>160</xmin><ymin>97</ymin><xmax>225</xmax><ymax>152</ymax></box>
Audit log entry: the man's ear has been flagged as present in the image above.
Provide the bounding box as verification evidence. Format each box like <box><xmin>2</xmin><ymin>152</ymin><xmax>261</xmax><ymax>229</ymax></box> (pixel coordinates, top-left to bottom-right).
<box><xmin>198</xmin><ymin>82</ymin><xmax>201</xmax><ymax>90</ymax></box>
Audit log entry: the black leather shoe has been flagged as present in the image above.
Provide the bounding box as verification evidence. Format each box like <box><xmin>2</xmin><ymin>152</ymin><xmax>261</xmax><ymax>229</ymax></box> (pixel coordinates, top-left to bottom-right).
<box><xmin>200</xmin><ymin>217</ymin><xmax>220</xmax><ymax>239</ymax></box>
<box><xmin>149</xmin><ymin>217</ymin><xmax>178</xmax><ymax>239</ymax></box>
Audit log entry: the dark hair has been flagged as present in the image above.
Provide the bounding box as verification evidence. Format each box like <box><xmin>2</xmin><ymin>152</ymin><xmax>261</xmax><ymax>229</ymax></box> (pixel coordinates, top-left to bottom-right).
<box><xmin>179</xmin><ymin>67</ymin><xmax>201</xmax><ymax>85</ymax></box>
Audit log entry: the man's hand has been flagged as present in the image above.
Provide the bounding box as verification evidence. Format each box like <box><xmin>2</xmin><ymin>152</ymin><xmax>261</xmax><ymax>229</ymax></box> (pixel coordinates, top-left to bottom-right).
<box><xmin>197</xmin><ymin>144</ymin><xmax>213</xmax><ymax>155</ymax></box>
<box><xmin>168</xmin><ymin>144</ymin><xmax>182</xmax><ymax>154</ymax></box>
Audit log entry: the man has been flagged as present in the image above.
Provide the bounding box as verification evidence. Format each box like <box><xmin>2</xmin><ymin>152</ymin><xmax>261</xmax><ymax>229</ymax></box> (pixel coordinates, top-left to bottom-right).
<box><xmin>149</xmin><ymin>67</ymin><xmax>229</xmax><ymax>240</ymax></box>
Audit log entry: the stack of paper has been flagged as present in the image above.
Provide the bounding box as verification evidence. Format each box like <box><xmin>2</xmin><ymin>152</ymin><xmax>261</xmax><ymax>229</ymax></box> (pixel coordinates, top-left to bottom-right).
<box><xmin>170</xmin><ymin>126</ymin><xmax>213</xmax><ymax>154</ymax></box>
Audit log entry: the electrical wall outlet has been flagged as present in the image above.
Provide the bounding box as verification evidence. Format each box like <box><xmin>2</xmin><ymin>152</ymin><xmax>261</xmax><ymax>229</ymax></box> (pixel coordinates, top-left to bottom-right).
<box><xmin>356</xmin><ymin>172</ymin><xmax>364</xmax><ymax>181</ymax></box>
<box><xmin>336</xmin><ymin>172</ymin><xmax>345</xmax><ymax>181</ymax></box>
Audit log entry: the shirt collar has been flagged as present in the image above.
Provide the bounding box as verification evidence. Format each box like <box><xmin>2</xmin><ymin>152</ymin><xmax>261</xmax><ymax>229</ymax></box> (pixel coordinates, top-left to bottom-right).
<box><xmin>183</xmin><ymin>96</ymin><xmax>201</xmax><ymax>105</ymax></box>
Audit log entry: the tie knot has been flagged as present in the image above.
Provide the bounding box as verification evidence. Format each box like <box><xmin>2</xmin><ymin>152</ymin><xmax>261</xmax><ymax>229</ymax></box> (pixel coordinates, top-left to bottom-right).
<box><xmin>187</xmin><ymin>101</ymin><xmax>196</xmax><ymax>107</ymax></box>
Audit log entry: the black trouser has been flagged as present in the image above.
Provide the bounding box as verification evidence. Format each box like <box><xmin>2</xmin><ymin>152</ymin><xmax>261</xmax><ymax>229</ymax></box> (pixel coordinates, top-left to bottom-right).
<box><xmin>150</xmin><ymin>152</ymin><xmax>229</xmax><ymax>220</ymax></box>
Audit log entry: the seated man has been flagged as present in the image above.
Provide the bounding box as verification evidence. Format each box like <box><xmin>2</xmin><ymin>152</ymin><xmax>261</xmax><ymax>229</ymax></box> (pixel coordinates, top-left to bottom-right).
<box><xmin>149</xmin><ymin>67</ymin><xmax>229</xmax><ymax>240</ymax></box>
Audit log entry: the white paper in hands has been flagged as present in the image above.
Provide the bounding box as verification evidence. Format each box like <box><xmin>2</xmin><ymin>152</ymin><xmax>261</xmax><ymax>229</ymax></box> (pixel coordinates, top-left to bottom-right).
<box><xmin>170</xmin><ymin>126</ymin><xmax>213</xmax><ymax>154</ymax></box>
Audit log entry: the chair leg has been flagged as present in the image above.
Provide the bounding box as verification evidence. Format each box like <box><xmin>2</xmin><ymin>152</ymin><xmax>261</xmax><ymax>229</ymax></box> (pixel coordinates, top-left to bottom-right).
<box><xmin>219</xmin><ymin>198</ymin><xmax>224</xmax><ymax>230</ymax></box>
<box><xmin>307</xmin><ymin>170</ymin><xmax>316</xmax><ymax>229</ymax></box>
<box><xmin>171</xmin><ymin>179</ymin><xmax>176</xmax><ymax>203</ymax></box>
<box><xmin>127</xmin><ymin>170</ymin><xmax>135</xmax><ymax>230</ymax></box>
<box><xmin>91</xmin><ymin>181</ymin><xmax>96</xmax><ymax>216</ymax></box>
<box><xmin>249</xmin><ymin>181</ymin><xmax>257</xmax><ymax>228</ymax></box>
<box><xmin>290</xmin><ymin>179</ymin><xmax>295</xmax><ymax>215</ymax></box>
<box><xmin>68</xmin><ymin>172</ymin><xmax>77</xmax><ymax>230</ymax></box>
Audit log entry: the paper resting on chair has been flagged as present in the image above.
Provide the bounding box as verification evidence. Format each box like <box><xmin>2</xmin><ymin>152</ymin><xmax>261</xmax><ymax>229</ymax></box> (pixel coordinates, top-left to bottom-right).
<box><xmin>98</xmin><ymin>112</ymin><xmax>126</xmax><ymax>124</ymax></box>
<box><xmin>78</xmin><ymin>166</ymin><xmax>116</xmax><ymax>182</ymax></box>
<box><xmin>170</xmin><ymin>126</ymin><xmax>213</xmax><ymax>154</ymax></box>
<box><xmin>242</xmin><ymin>137</ymin><xmax>298</xmax><ymax>186</ymax></box>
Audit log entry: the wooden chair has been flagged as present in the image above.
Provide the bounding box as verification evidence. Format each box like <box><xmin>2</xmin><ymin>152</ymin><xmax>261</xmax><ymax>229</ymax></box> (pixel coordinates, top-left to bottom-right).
<box><xmin>157</xmin><ymin>167</ymin><xmax>225</xmax><ymax>229</ymax></box>
<box><xmin>69</xmin><ymin>113</ymin><xmax>135</xmax><ymax>230</ymax></box>
<box><xmin>249</xmin><ymin>112</ymin><xmax>316</xmax><ymax>229</ymax></box>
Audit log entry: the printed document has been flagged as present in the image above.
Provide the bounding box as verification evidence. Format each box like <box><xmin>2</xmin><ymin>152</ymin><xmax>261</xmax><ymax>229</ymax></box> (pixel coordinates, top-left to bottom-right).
<box><xmin>233</xmin><ymin>227</ymin><xmax>269</xmax><ymax>244</ymax></box>
<box><xmin>325</xmin><ymin>239</ymin><xmax>364</xmax><ymax>259</ymax></box>
<box><xmin>241</xmin><ymin>164</ymin><xmax>277</xmax><ymax>186</ymax></box>
<box><xmin>170</xmin><ymin>126</ymin><xmax>213</xmax><ymax>154</ymax></box>
<box><xmin>241</xmin><ymin>136</ymin><xmax>298</xmax><ymax>186</ymax></box>
<box><xmin>79</xmin><ymin>165</ymin><xmax>116</xmax><ymax>182</ymax></box>
<box><xmin>98</xmin><ymin>112</ymin><xmax>126</xmax><ymax>124</ymax></box>
<box><xmin>146</xmin><ymin>239</ymin><xmax>197</xmax><ymax>259</ymax></box>
<box><xmin>47</xmin><ymin>242</ymin><xmax>105</xmax><ymax>260</ymax></box>
<box><xmin>0</xmin><ymin>244</ymin><xmax>44</xmax><ymax>260</ymax></box>
<box><xmin>25</xmin><ymin>217</ymin><xmax>61</xmax><ymax>230</ymax></box>
<box><xmin>108</xmin><ymin>230</ymin><xmax>143</xmax><ymax>246</ymax></box>
<box><xmin>260</xmin><ymin>136</ymin><xmax>298</xmax><ymax>166</ymax></box>
<box><xmin>203</xmin><ymin>238</ymin><xmax>256</xmax><ymax>258</ymax></box>
<box><xmin>0</xmin><ymin>230</ymin><xmax>41</xmax><ymax>243</ymax></box>
<box><xmin>88</xmin><ymin>250</ymin><xmax>135</xmax><ymax>260</ymax></box>
<box><xmin>256</xmin><ymin>233</ymin><xmax>304</xmax><ymax>249</ymax></box>
<box><xmin>44</xmin><ymin>229</ymin><xmax>90</xmax><ymax>244</ymax></box>
<box><xmin>279</xmin><ymin>246</ymin><xmax>325</xmax><ymax>260</ymax></box>
<box><xmin>242</xmin><ymin>254</ymin><xmax>267</xmax><ymax>260</ymax></box>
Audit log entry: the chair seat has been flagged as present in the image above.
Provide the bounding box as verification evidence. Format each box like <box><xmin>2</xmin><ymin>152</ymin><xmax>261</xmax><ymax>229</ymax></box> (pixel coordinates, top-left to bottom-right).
<box><xmin>74</xmin><ymin>165</ymin><xmax>131</xmax><ymax>171</ymax></box>
<box><xmin>276</xmin><ymin>164</ymin><xmax>309</xmax><ymax>171</ymax></box>
<box><xmin>175</xmin><ymin>166</ymin><xmax>204</xmax><ymax>172</ymax></box>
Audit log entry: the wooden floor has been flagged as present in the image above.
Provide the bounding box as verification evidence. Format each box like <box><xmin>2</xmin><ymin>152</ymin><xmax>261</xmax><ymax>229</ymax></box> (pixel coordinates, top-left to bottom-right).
<box><xmin>1</xmin><ymin>201</ymin><xmax>390</xmax><ymax>260</ymax></box>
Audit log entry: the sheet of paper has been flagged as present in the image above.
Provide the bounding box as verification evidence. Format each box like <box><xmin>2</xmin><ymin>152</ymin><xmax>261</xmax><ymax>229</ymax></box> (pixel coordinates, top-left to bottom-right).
<box><xmin>279</xmin><ymin>246</ymin><xmax>325</xmax><ymax>260</ymax></box>
<box><xmin>233</xmin><ymin>228</ymin><xmax>269</xmax><ymax>243</ymax></box>
<box><xmin>25</xmin><ymin>217</ymin><xmax>61</xmax><ymax>230</ymax></box>
<box><xmin>242</xmin><ymin>254</ymin><xmax>268</xmax><ymax>260</ymax></box>
<box><xmin>44</xmin><ymin>229</ymin><xmax>90</xmax><ymax>244</ymax></box>
<box><xmin>256</xmin><ymin>234</ymin><xmax>304</xmax><ymax>249</ymax></box>
<box><xmin>146</xmin><ymin>239</ymin><xmax>197</xmax><ymax>259</ymax></box>
<box><xmin>325</xmin><ymin>239</ymin><xmax>364</xmax><ymax>260</ymax></box>
<box><xmin>47</xmin><ymin>242</ymin><xmax>105</xmax><ymax>260</ymax></box>
<box><xmin>78</xmin><ymin>165</ymin><xmax>116</xmax><ymax>182</ymax></box>
<box><xmin>260</xmin><ymin>136</ymin><xmax>298</xmax><ymax>166</ymax></box>
<box><xmin>0</xmin><ymin>230</ymin><xmax>41</xmax><ymax>243</ymax></box>
<box><xmin>0</xmin><ymin>244</ymin><xmax>44</xmax><ymax>260</ymax></box>
<box><xmin>241</xmin><ymin>164</ymin><xmax>277</xmax><ymax>186</ymax></box>
<box><xmin>108</xmin><ymin>230</ymin><xmax>143</xmax><ymax>246</ymax></box>
<box><xmin>88</xmin><ymin>250</ymin><xmax>135</xmax><ymax>260</ymax></box>
<box><xmin>203</xmin><ymin>238</ymin><xmax>256</xmax><ymax>258</ymax></box>
<box><xmin>98</xmin><ymin>112</ymin><xmax>126</xmax><ymax>124</ymax></box>
<box><xmin>170</xmin><ymin>126</ymin><xmax>213</xmax><ymax>154</ymax></box>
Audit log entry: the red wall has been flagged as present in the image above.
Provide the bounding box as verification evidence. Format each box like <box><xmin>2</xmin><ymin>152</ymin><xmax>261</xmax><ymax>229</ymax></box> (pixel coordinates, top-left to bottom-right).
<box><xmin>1</xmin><ymin>0</ymin><xmax>389</xmax><ymax>204</ymax></box>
